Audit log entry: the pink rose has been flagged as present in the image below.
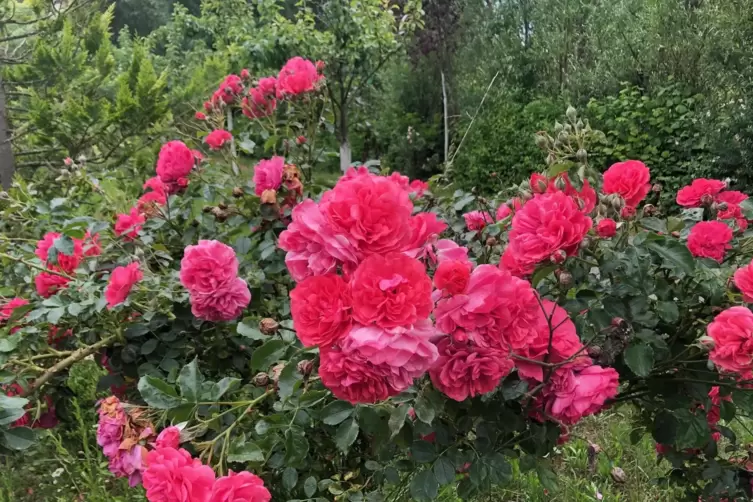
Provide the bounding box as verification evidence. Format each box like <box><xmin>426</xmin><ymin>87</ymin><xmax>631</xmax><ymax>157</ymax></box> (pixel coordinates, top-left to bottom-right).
<box><xmin>322</xmin><ymin>173</ymin><xmax>414</xmax><ymax>256</ymax></box>
<box><xmin>205</xmin><ymin>129</ymin><xmax>232</xmax><ymax>150</ymax></box>
<box><xmin>434</xmin><ymin>260</ymin><xmax>472</xmax><ymax>295</ymax></box>
<box><xmin>735</xmin><ymin>261</ymin><xmax>753</xmax><ymax>302</ymax></box>
<box><xmin>339</xmin><ymin>322</ymin><xmax>439</xmax><ymax>392</ymax></box>
<box><xmin>463</xmin><ymin>210</ymin><xmax>493</xmax><ymax>231</ymax></box>
<box><xmin>530</xmin><ymin>173</ymin><xmax>548</xmax><ymax>193</ymax></box>
<box><xmin>155</xmin><ymin>426</ymin><xmax>181</xmax><ymax>449</ymax></box>
<box><xmin>496</xmin><ymin>203</ymin><xmax>512</xmax><ymax>222</ymax></box>
<box><xmin>180</xmin><ymin>240</ymin><xmax>239</xmax><ymax>295</ymax></box>
<box><xmin>277</xmin><ymin>57</ymin><xmax>321</xmax><ymax>97</ymax></box>
<box><xmin>602</xmin><ymin>160</ymin><xmax>651</xmax><ymax>208</ymax></box>
<box><xmin>0</xmin><ymin>298</ymin><xmax>28</xmax><ymax>322</ymax></box>
<box><xmin>105</xmin><ymin>262</ymin><xmax>142</xmax><ymax>309</ymax></box>
<box><xmin>403</xmin><ymin>213</ymin><xmax>447</xmax><ymax>258</ymax></box>
<box><xmin>82</xmin><ymin>231</ymin><xmax>102</xmax><ymax>257</ymax></box>
<box><xmin>319</xmin><ymin>346</ymin><xmax>395</xmax><ymax>404</ymax></box>
<box><xmin>36</xmin><ymin>232</ymin><xmax>83</xmax><ymax>273</ymax></box>
<box><xmin>507</xmin><ymin>191</ymin><xmax>592</xmax><ymax>269</ymax></box>
<box><xmin>195</xmin><ymin>111</ymin><xmax>206</xmax><ymax>120</ymax></box>
<box><xmin>543</xmin><ymin>364</ymin><xmax>619</xmax><ymax>425</ymax></box>
<box><xmin>409</xmin><ymin>179</ymin><xmax>429</xmax><ymax>198</ymax></box>
<box><xmin>717</xmin><ymin>190</ymin><xmax>748</xmax><ymax>205</ymax></box>
<box><xmin>114</xmin><ymin>207</ymin><xmax>145</xmax><ymax>241</ymax></box>
<box><xmin>156</xmin><ymin>141</ymin><xmax>195</xmax><ymax>184</ymax></box>
<box><xmin>137</xmin><ymin>190</ymin><xmax>167</xmax><ymax>215</ymax></box>
<box><xmin>143</xmin><ymin>447</ymin><xmax>216</xmax><ymax>502</ymax></box>
<box><xmin>210</xmin><ymin>471</ymin><xmax>271</xmax><ymax>502</ymax></box>
<box><xmin>257</xmin><ymin>77</ymin><xmax>277</xmax><ymax>97</ymax></box>
<box><xmin>429</xmin><ymin>337</ymin><xmax>514</xmax><ymax>401</ymax></box>
<box><xmin>706</xmin><ymin>306</ymin><xmax>753</xmax><ymax>379</ymax></box>
<box><xmin>433</xmin><ymin>239</ymin><xmax>470</xmax><ymax>266</ymax></box>
<box><xmin>96</xmin><ymin>414</ymin><xmax>124</xmax><ymax>457</ymax></box>
<box><xmin>687</xmin><ymin>221</ymin><xmax>733</xmax><ymax>263</ymax></box>
<box><xmin>278</xmin><ymin>200</ymin><xmax>360</xmax><ymax>281</ymax></box>
<box><xmin>253</xmin><ymin>157</ymin><xmax>284</xmax><ymax>196</ymax></box>
<box><xmin>35</xmin><ymin>272</ymin><xmax>70</xmax><ymax>298</ymax></box>
<box><xmin>676</xmin><ymin>179</ymin><xmax>726</xmax><ymax>207</ymax></box>
<box><xmin>515</xmin><ymin>299</ymin><xmax>586</xmax><ymax>382</ymax></box>
<box><xmin>217</xmin><ymin>75</ymin><xmax>243</xmax><ymax>102</ymax></box>
<box><xmin>596</xmin><ymin>218</ymin><xmax>617</xmax><ymax>238</ymax></box>
<box><xmin>499</xmin><ymin>247</ymin><xmax>535</xmax><ymax>278</ymax></box>
<box><xmin>547</xmin><ymin>173</ymin><xmax>597</xmax><ymax>214</ymax></box>
<box><xmin>350</xmin><ymin>252</ymin><xmax>433</xmax><ymax>329</ymax></box>
<box><xmin>290</xmin><ymin>274</ymin><xmax>352</xmax><ymax>347</ymax></box>
<box><xmin>242</xmin><ymin>88</ymin><xmax>277</xmax><ymax>119</ymax></box>
<box><xmin>108</xmin><ymin>445</ymin><xmax>146</xmax><ymax>487</ymax></box>
<box><xmin>190</xmin><ymin>277</ymin><xmax>251</xmax><ymax>322</ymax></box>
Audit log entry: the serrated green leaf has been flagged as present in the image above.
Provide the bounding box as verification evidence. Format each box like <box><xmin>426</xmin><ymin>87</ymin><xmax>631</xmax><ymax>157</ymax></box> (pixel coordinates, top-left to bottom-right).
<box><xmin>227</xmin><ymin>441</ymin><xmax>264</xmax><ymax>463</ymax></box>
<box><xmin>410</xmin><ymin>470</ymin><xmax>439</xmax><ymax>502</ymax></box>
<box><xmin>178</xmin><ymin>358</ymin><xmax>202</xmax><ymax>402</ymax></box>
<box><xmin>320</xmin><ymin>401</ymin><xmax>354</xmax><ymax>426</ymax></box>
<box><xmin>335</xmin><ymin>418</ymin><xmax>359</xmax><ymax>453</ymax></box>
<box><xmin>137</xmin><ymin>376</ymin><xmax>182</xmax><ymax>409</ymax></box>
<box><xmin>624</xmin><ymin>343</ymin><xmax>654</xmax><ymax>377</ymax></box>
<box><xmin>250</xmin><ymin>339</ymin><xmax>287</xmax><ymax>371</ymax></box>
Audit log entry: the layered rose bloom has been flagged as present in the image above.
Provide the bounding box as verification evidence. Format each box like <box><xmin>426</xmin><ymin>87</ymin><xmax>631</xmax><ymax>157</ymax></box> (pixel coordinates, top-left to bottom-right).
<box><xmin>546</xmin><ymin>173</ymin><xmax>597</xmax><ymax>213</ymax></box>
<box><xmin>205</xmin><ymin>129</ymin><xmax>232</xmax><ymax>150</ymax></box>
<box><xmin>114</xmin><ymin>207</ymin><xmax>145</xmax><ymax>241</ymax></box>
<box><xmin>35</xmin><ymin>272</ymin><xmax>70</xmax><ymax>298</ymax></box>
<box><xmin>277</xmin><ymin>57</ymin><xmax>321</xmax><ymax>97</ymax></box>
<box><xmin>596</xmin><ymin>218</ymin><xmax>617</xmax><ymax>238</ymax></box>
<box><xmin>403</xmin><ymin>213</ymin><xmax>447</xmax><ymax>259</ymax></box>
<box><xmin>105</xmin><ymin>262</ymin><xmax>142</xmax><ymax>309</ymax></box>
<box><xmin>735</xmin><ymin>261</ymin><xmax>753</xmax><ymax>302</ymax></box>
<box><xmin>211</xmin><ymin>471</ymin><xmax>271</xmax><ymax>502</ymax></box>
<box><xmin>190</xmin><ymin>278</ymin><xmax>251</xmax><ymax>322</ymax></box>
<box><xmin>676</xmin><ymin>178</ymin><xmax>726</xmax><ymax>207</ymax></box>
<box><xmin>706</xmin><ymin>306</ymin><xmax>753</xmax><ymax>379</ymax></box>
<box><xmin>601</xmin><ymin>160</ymin><xmax>651</xmax><ymax>208</ymax></box>
<box><xmin>499</xmin><ymin>247</ymin><xmax>535</xmax><ymax>278</ymax></box>
<box><xmin>496</xmin><ymin>203</ymin><xmax>512</xmax><ymax>223</ymax></box>
<box><xmin>290</xmin><ymin>273</ymin><xmax>352</xmax><ymax>347</ymax></box>
<box><xmin>463</xmin><ymin>210</ymin><xmax>493</xmax><ymax>231</ymax></box>
<box><xmin>350</xmin><ymin>253</ymin><xmax>432</xmax><ymax>329</ymax></box>
<box><xmin>434</xmin><ymin>260</ymin><xmax>472</xmax><ymax>295</ymax></box>
<box><xmin>429</xmin><ymin>337</ymin><xmax>514</xmax><ymax>401</ymax></box>
<box><xmin>318</xmin><ymin>346</ymin><xmax>394</xmax><ymax>404</ymax></box>
<box><xmin>180</xmin><ymin>240</ymin><xmax>239</xmax><ymax>295</ymax></box>
<box><xmin>507</xmin><ymin>191</ymin><xmax>592</xmax><ymax>269</ymax></box>
<box><xmin>542</xmin><ymin>364</ymin><xmax>619</xmax><ymax>425</ymax></box>
<box><xmin>253</xmin><ymin>156</ymin><xmax>284</xmax><ymax>196</ymax></box>
<box><xmin>687</xmin><ymin>221</ymin><xmax>733</xmax><ymax>262</ymax></box>
<box><xmin>143</xmin><ymin>447</ymin><xmax>216</xmax><ymax>502</ymax></box>
<box><xmin>155</xmin><ymin>426</ymin><xmax>181</xmax><ymax>449</ymax></box>
<box><xmin>0</xmin><ymin>298</ymin><xmax>28</xmax><ymax>322</ymax></box>
<box><xmin>36</xmin><ymin>232</ymin><xmax>83</xmax><ymax>273</ymax></box>
<box><xmin>156</xmin><ymin>140</ymin><xmax>194</xmax><ymax>185</ymax></box>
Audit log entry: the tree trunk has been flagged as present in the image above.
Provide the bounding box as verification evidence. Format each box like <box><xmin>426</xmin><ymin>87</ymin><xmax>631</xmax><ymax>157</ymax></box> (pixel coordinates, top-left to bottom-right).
<box><xmin>339</xmin><ymin>100</ymin><xmax>351</xmax><ymax>173</ymax></box>
<box><xmin>0</xmin><ymin>76</ymin><xmax>16</xmax><ymax>188</ymax></box>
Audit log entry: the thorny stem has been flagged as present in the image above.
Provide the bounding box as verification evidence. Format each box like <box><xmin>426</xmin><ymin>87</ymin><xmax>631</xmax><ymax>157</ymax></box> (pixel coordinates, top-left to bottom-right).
<box><xmin>0</xmin><ymin>252</ymin><xmax>74</xmax><ymax>279</ymax></box>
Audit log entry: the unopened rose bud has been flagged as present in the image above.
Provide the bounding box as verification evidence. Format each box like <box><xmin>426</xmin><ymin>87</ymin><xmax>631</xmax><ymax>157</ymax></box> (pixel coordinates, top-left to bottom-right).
<box><xmin>557</xmin><ymin>270</ymin><xmax>573</xmax><ymax>288</ymax></box>
<box><xmin>253</xmin><ymin>372</ymin><xmax>269</xmax><ymax>387</ymax></box>
<box><xmin>240</xmin><ymin>68</ymin><xmax>250</xmax><ymax>80</ymax></box>
<box><xmin>203</xmin><ymin>101</ymin><xmax>212</xmax><ymax>112</ymax></box>
<box><xmin>203</xmin><ymin>206</ymin><xmax>214</xmax><ymax>213</ymax></box>
<box><xmin>315</xmin><ymin>60</ymin><xmax>326</xmax><ymax>72</ymax></box>
<box><xmin>671</xmin><ymin>231</ymin><xmax>680</xmax><ymax>238</ymax></box>
<box><xmin>576</xmin><ymin>148</ymin><xmax>587</xmax><ymax>163</ymax></box>
<box><xmin>260</xmin><ymin>189</ymin><xmax>277</xmax><ymax>205</ymax></box>
<box><xmin>77</xmin><ymin>154</ymin><xmax>86</xmax><ymax>164</ymax></box>
<box><xmin>557</xmin><ymin>131</ymin><xmax>569</xmax><ymax>144</ymax></box>
<box><xmin>232</xmin><ymin>187</ymin><xmax>244</xmax><ymax>198</ymax></box>
<box><xmin>611</xmin><ymin>317</ymin><xmax>626</xmax><ymax>328</ymax></box>
<box><xmin>554</xmin><ymin>176</ymin><xmax>567</xmax><ymax>191</ymax></box>
<box><xmin>699</xmin><ymin>335</ymin><xmax>714</xmax><ymax>349</ymax></box>
<box><xmin>652</xmin><ymin>183</ymin><xmax>662</xmax><ymax>193</ymax></box>
<box><xmin>520</xmin><ymin>189</ymin><xmax>533</xmax><ymax>201</ymax></box>
<box><xmin>297</xmin><ymin>359</ymin><xmax>313</xmax><ymax>376</ymax></box>
<box><xmin>643</xmin><ymin>204</ymin><xmax>656</xmax><ymax>216</ymax></box>
<box><xmin>701</xmin><ymin>193</ymin><xmax>714</xmax><ymax>206</ymax></box>
<box><xmin>259</xmin><ymin>318</ymin><xmax>279</xmax><ymax>334</ymax></box>
<box><xmin>546</xmin><ymin>153</ymin><xmax>556</xmax><ymax>166</ymax></box>
<box><xmin>534</xmin><ymin>134</ymin><xmax>549</xmax><ymax>149</ymax></box>
<box><xmin>218</xmin><ymin>202</ymin><xmax>228</xmax><ymax>210</ymax></box>
<box><xmin>211</xmin><ymin>207</ymin><xmax>227</xmax><ymax>222</ymax></box>
<box><xmin>610</xmin><ymin>467</ymin><xmax>626</xmax><ymax>484</ymax></box>
<box><xmin>566</xmin><ymin>106</ymin><xmax>577</xmax><ymax>122</ymax></box>
<box><xmin>554</xmin><ymin>121</ymin><xmax>563</xmax><ymax>133</ymax></box>
<box><xmin>0</xmin><ymin>191</ymin><xmax>8</xmax><ymax>200</ymax></box>
<box><xmin>550</xmin><ymin>250</ymin><xmax>567</xmax><ymax>264</ymax></box>
<box><xmin>270</xmin><ymin>363</ymin><xmax>285</xmax><ymax>383</ymax></box>
<box><xmin>580</xmin><ymin>237</ymin><xmax>592</xmax><ymax>250</ymax></box>
<box><xmin>587</xmin><ymin>346</ymin><xmax>602</xmax><ymax>358</ymax></box>
<box><xmin>620</xmin><ymin>206</ymin><xmax>636</xmax><ymax>220</ymax></box>
<box><xmin>296</xmin><ymin>135</ymin><xmax>307</xmax><ymax>145</ymax></box>
<box><xmin>610</xmin><ymin>194</ymin><xmax>625</xmax><ymax>211</ymax></box>
<box><xmin>63</xmin><ymin>157</ymin><xmax>73</xmax><ymax>167</ymax></box>
<box><xmin>195</xmin><ymin>111</ymin><xmax>206</xmax><ymax>121</ymax></box>
<box><xmin>490</xmin><ymin>172</ymin><xmax>497</xmax><ymax>178</ymax></box>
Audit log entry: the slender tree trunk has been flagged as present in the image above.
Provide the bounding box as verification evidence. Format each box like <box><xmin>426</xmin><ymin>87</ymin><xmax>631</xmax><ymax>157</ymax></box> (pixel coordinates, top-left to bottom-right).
<box><xmin>441</xmin><ymin>71</ymin><xmax>449</xmax><ymax>165</ymax></box>
<box><xmin>339</xmin><ymin>98</ymin><xmax>351</xmax><ymax>173</ymax></box>
<box><xmin>0</xmin><ymin>76</ymin><xmax>15</xmax><ymax>188</ymax></box>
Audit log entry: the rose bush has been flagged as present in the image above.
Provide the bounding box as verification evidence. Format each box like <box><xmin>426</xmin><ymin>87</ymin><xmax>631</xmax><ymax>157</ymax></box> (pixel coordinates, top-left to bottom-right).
<box><xmin>2</xmin><ymin>68</ymin><xmax>753</xmax><ymax>502</ymax></box>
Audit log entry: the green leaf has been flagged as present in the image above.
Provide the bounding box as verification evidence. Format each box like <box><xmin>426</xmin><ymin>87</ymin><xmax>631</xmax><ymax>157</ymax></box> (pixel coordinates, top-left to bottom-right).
<box><xmin>531</xmin><ymin>264</ymin><xmax>556</xmax><ymax>287</ymax></box>
<box><xmin>720</xmin><ymin>400</ymin><xmax>736</xmax><ymax>422</ymax></box>
<box><xmin>388</xmin><ymin>404</ymin><xmax>410</xmax><ymax>439</ymax></box>
<box><xmin>0</xmin><ymin>337</ymin><xmax>19</xmax><ymax>353</ymax></box>
<box><xmin>409</xmin><ymin>470</ymin><xmax>439</xmax><ymax>502</ymax></box>
<box><xmin>653</xmin><ymin>410</ymin><xmax>678</xmax><ymax>445</ymax></box>
<box><xmin>227</xmin><ymin>441</ymin><xmax>265</xmax><ymax>463</ymax></box>
<box><xmin>675</xmin><ymin>409</ymin><xmax>711</xmax><ymax>449</ymax></box>
<box><xmin>502</xmin><ymin>380</ymin><xmax>528</xmax><ymax>401</ymax></box>
<box><xmin>640</xmin><ymin>217</ymin><xmax>668</xmax><ymax>234</ymax></box>
<box><xmin>284</xmin><ymin>429</ymin><xmax>309</xmax><ymax>466</ymax></box>
<box><xmin>335</xmin><ymin>418</ymin><xmax>360</xmax><ymax>453</ymax></box>
<box><xmin>237</xmin><ymin>322</ymin><xmax>266</xmax><ymax>340</ymax></box>
<box><xmin>234</xmin><ymin>236</ymin><xmax>252</xmax><ymax>255</ymax></box>
<box><xmin>277</xmin><ymin>362</ymin><xmax>301</xmax><ymax>401</ymax></box>
<box><xmin>0</xmin><ymin>394</ymin><xmax>28</xmax><ymax>410</ymax></box>
<box><xmin>433</xmin><ymin>458</ymin><xmax>456</xmax><ymax>485</ymax></box>
<box><xmin>320</xmin><ymin>401</ymin><xmax>354</xmax><ymax>426</ymax></box>
<box><xmin>282</xmin><ymin>467</ymin><xmax>298</xmax><ymax>491</ymax></box>
<box><xmin>647</xmin><ymin>240</ymin><xmax>695</xmax><ymax>276</ymax></box>
<box><xmin>547</xmin><ymin>163</ymin><xmax>571</xmax><ymax>177</ymax></box>
<box><xmin>140</xmin><ymin>338</ymin><xmax>158</xmax><ymax>355</ymax></box>
<box><xmin>0</xmin><ymin>407</ymin><xmax>27</xmax><ymax>426</ymax></box>
<box><xmin>1</xmin><ymin>427</ymin><xmax>34</xmax><ymax>450</ymax></box>
<box><xmin>47</xmin><ymin>307</ymin><xmax>65</xmax><ymax>325</ymax></box>
<box><xmin>125</xmin><ymin>324</ymin><xmax>150</xmax><ymax>338</ymax></box>
<box><xmin>411</xmin><ymin>440</ymin><xmax>436</xmax><ymax>463</ymax></box>
<box><xmin>656</xmin><ymin>301</ymin><xmax>679</xmax><ymax>323</ymax></box>
<box><xmin>304</xmin><ymin>476</ymin><xmax>317</xmax><ymax>497</ymax></box>
<box><xmin>137</xmin><ymin>376</ymin><xmax>182</xmax><ymax>409</ymax></box>
<box><xmin>414</xmin><ymin>394</ymin><xmax>435</xmax><ymax>424</ymax></box>
<box><xmin>250</xmin><ymin>339</ymin><xmax>287</xmax><ymax>371</ymax></box>
<box><xmin>178</xmin><ymin>358</ymin><xmax>202</xmax><ymax>402</ymax></box>
<box><xmin>536</xmin><ymin>461</ymin><xmax>558</xmax><ymax>492</ymax></box>
<box><xmin>624</xmin><ymin>343</ymin><xmax>655</xmax><ymax>377</ymax></box>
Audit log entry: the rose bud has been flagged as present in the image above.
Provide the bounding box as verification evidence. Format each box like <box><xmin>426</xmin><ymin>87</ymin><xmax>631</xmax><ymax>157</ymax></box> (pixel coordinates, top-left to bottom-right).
<box><xmin>259</xmin><ymin>318</ymin><xmax>279</xmax><ymax>334</ymax></box>
<box><xmin>297</xmin><ymin>359</ymin><xmax>313</xmax><ymax>376</ymax></box>
<box><xmin>253</xmin><ymin>372</ymin><xmax>269</xmax><ymax>387</ymax></box>
<box><xmin>232</xmin><ymin>187</ymin><xmax>244</xmax><ymax>198</ymax></box>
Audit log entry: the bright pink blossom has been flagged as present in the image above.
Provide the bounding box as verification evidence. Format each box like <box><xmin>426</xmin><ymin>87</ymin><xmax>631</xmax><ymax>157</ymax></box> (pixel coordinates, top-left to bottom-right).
<box><xmin>253</xmin><ymin>157</ymin><xmax>284</xmax><ymax>196</ymax></box>
<box><xmin>180</xmin><ymin>240</ymin><xmax>239</xmax><ymax>295</ymax></box>
<box><xmin>496</xmin><ymin>204</ymin><xmax>511</xmax><ymax>222</ymax></box>
<box><xmin>687</xmin><ymin>221</ymin><xmax>733</xmax><ymax>263</ymax></box>
<box><xmin>0</xmin><ymin>298</ymin><xmax>28</xmax><ymax>322</ymax></box>
<box><xmin>542</xmin><ymin>364</ymin><xmax>619</xmax><ymax>425</ymax></box>
<box><xmin>547</xmin><ymin>174</ymin><xmax>597</xmax><ymax>214</ymax></box>
<box><xmin>242</xmin><ymin>89</ymin><xmax>277</xmax><ymax>119</ymax></box>
<box><xmin>499</xmin><ymin>247</ymin><xmax>535</xmax><ymax>278</ymax></box>
<box><xmin>434</xmin><ymin>260</ymin><xmax>472</xmax><ymax>295</ymax></box>
<box><xmin>409</xmin><ymin>179</ymin><xmax>429</xmax><ymax>198</ymax></box>
<box><xmin>205</xmin><ymin>130</ymin><xmax>232</xmax><ymax>150</ymax></box>
<box><xmin>143</xmin><ymin>447</ymin><xmax>216</xmax><ymax>502</ymax></box>
<box><xmin>109</xmin><ymin>445</ymin><xmax>146</xmax><ymax>487</ymax></box>
<box><xmin>602</xmin><ymin>160</ymin><xmax>651</xmax><ymax>208</ymax></box>
<box><xmin>258</xmin><ymin>77</ymin><xmax>277</xmax><ymax>97</ymax></box>
<box><xmin>36</xmin><ymin>232</ymin><xmax>83</xmax><ymax>273</ymax></box>
<box><xmin>195</xmin><ymin>112</ymin><xmax>206</xmax><ymax>120</ymax></box>
<box><xmin>507</xmin><ymin>191</ymin><xmax>592</xmax><ymax>269</ymax></box>
<box><xmin>706</xmin><ymin>306</ymin><xmax>753</xmax><ymax>379</ymax></box>
<box><xmin>463</xmin><ymin>211</ymin><xmax>493</xmax><ymax>231</ymax></box>
<box><xmin>318</xmin><ymin>346</ymin><xmax>395</xmax><ymax>404</ymax></box>
<box><xmin>350</xmin><ymin>252</ymin><xmax>433</xmax><ymax>329</ymax></box>
<box><xmin>434</xmin><ymin>239</ymin><xmax>470</xmax><ymax>266</ymax></box>
<box><xmin>677</xmin><ymin>179</ymin><xmax>726</xmax><ymax>207</ymax></box>
<box><xmin>596</xmin><ymin>218</ymin><xmax>617</xmax><ymax>238</ymax></box>
<box><xmin>190</xmin><ymin>278</ymin><xmax>250</xmax><ymax>322</ymax></box>
<box><xmin>105</xmin><ymin>262</ymin><xmax>142</xmax><ymax>309</ymax></box>
<box><xmin>35</xmin><ymin>272</ymin><xmax>70</xmax><ymax>298</ymax></box>
<box><xmin>735</xmin><ymin>261</ymin><xmax>753</xmax><ymax>302</ymax></box>
<box><xmin>156</xmin><ymin>426</ymin><xmax>181</xmax><ymax>449</ymax></box>
<box><xmin>115</xmin><ymin>207</ymin><xmax>145</xmax><ymax>241</ymax></box>
<box><xmin>82</xmin><ymin>231</ymin><xmax>102</xmax><ymax>257</ymax></box>
<box><xmin>429</xmin><ymin>337</ymin><xmax>514</xmax><ymax>401</ymax></box>
<box><xmin>210</xmin><ymin>471</ymin><xmax>271</xmax><ymax>502</ymax></box>
<box><xmin>403</xmin><ymin>213</ymin><xmax>447</xmax><ymax>259</ymax></box>
<box><xmin>717</xmin><ymin>190</ymin><xmax>748</xmax><ymax>205</ymax></box>
<box><xmin>290</xmin><ymin>274</ymin><xmax>352</xmax><ymax>347</ymax></box>
<box><xmin>156</xmin><ymin>141</ymin><xmax>195</xmax><ymax>185</ymax></box>
<box><xmin>277</xmin><ymin>57</ymin><xmax>321</xmax><ymax>97</ymax></box>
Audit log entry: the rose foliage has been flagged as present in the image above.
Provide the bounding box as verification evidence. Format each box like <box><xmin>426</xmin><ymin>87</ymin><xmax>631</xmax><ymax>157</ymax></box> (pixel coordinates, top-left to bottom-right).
<box><xmin>2</xmin><ymin>66</ymin><xmax>753</xmax><ymax>502</ymax></box>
